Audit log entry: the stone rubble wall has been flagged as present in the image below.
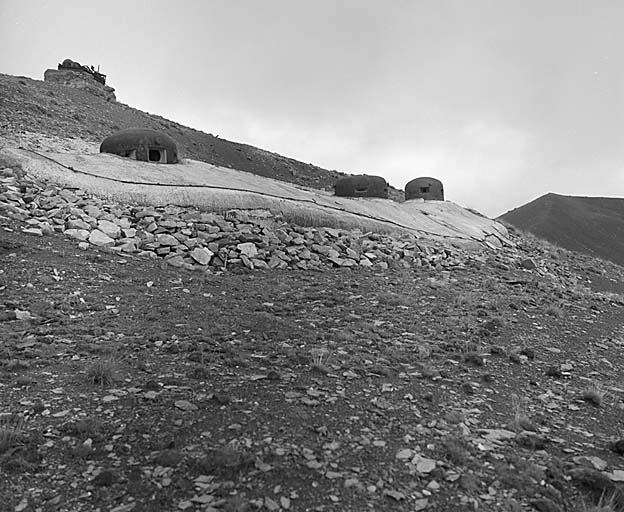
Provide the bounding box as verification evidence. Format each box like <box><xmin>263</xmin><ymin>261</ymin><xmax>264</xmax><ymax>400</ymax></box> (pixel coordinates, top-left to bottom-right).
<box><xmin>0</xmin><ymin>166</ymin><xmax>485</xmax><ymax>272</ymax></box>
<box><xmin>43</xmin><ymin>69</ymin><xmax>116</xmax><ymax>102</ymax></box>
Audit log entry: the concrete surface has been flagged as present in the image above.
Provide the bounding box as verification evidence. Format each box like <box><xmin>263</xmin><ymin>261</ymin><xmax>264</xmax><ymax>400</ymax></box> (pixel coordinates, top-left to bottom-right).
<box><xmin>0</xmin><ymin>148</ymin><xmax>511</xmax><ymax>248</ymax></box>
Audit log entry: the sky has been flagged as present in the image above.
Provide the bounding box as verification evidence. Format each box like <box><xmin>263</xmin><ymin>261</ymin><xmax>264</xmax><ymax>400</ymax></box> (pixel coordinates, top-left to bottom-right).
<box><xmin>1</xmin><ymin>0</ymin><xmax>623</xmax><ymax>217</ymax></box>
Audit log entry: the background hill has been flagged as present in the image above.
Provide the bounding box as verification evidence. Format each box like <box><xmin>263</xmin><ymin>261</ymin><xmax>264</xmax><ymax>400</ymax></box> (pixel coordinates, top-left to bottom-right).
<box><xmin>499</xmin><ymin>192</ymin><xmax>624</xmax><ymax>267</ymax></box>
<box><xmin>0</xmin><ymin>73</ymin><xmax>404</xmax><ymax>199</ymax></box>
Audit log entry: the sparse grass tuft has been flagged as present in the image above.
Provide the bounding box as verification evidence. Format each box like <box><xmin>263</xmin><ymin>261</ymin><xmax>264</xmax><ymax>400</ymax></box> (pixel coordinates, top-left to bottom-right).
<box><xmin>60</xmin><ymin>417</ymin><xmax>103</xmax><ymax>440</ymax></box>
<box><xmin>582</xmin><ymin>381</ymin><xmax>607</xmax><ymax>407</ymax></box>
<box><xmin>333</xmin><ymin>331</ymin><xmax>357</xmax><ymax>344</ymax></box>
<box><xmin>510</xmin><ymin>394</ymin><xmax>536</xmax><ymax>432</ymax></box>
<box><xmin>85</xmin><ymin>358</ymin><xmax>118</xmax><ymax>387</ymax></box>
<box><xmin>310</xmin><ymin>347</ymin><xmax>331</xmax><ymax>372</ymax></box>
<box><xmin>377</xmin><ymin>292</ymin><xmax>411</xmax><ymax>307</ymax></box>
<box><xmin>575</xmin><ymin>488</ymin><xmax>624</xmax><ymax>512</ymax></box>
<box><xmin>462</xmin><ymin>351</ymin><xmax>485</xmax><ymax>367</ymax></box>
<box><xmin>2</xmin><ymin>359</ymin><xmax>30</xmax><ymax>372</ymax></box>
<box><xmin>0</xmin><ymin>416</ymin><xmax>26</xmax><ymax>454</ymax></box>
<box><xmin>546</xmin><ymin>305</ymin><xmax>563</xmax><ymax>318</ymax></box>
<box><xmin>441</xmin><ymin>436</ymin><xmax>473</xmax><ymax>467</ymax></box>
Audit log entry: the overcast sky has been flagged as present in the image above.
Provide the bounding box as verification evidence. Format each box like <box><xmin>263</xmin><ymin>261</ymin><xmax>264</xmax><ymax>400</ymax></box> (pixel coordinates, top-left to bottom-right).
<box><xmin>1</xmin><ymin>0</ymin><xmax>623</xmax><ymax>217</ymax></box>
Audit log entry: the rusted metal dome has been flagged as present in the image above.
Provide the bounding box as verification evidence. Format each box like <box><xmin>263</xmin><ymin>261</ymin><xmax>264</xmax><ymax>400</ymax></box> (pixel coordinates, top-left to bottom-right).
<box><xmin>100</xmin><ymin>128</ymin><xmax>178</xmax><ymax>164</ymax></box>
<box><xmin>405</xmin><ymin>177</ymin><xmax>444</xmax><ymax>201</ymax></box>
<box><xmin>334</xmin><ymin>175</ymin><xmax>389</xmax><ymax>199</ymax></box>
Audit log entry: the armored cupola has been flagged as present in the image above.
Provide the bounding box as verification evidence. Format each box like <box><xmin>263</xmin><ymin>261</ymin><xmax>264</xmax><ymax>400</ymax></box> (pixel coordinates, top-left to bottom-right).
<box><xmin>334</xmin><ymin>175</ymin><xmax>389</xmax><ymax>199</ymax></box>
<box><xmin>100</xmin><ymin>128</ymin><xmax>178</xmax><ymax>164</ymax></box>
<box><xmin>405</xmin><ymin>177</ymin><xmax>444</xmax><ymax>201</ymax></box>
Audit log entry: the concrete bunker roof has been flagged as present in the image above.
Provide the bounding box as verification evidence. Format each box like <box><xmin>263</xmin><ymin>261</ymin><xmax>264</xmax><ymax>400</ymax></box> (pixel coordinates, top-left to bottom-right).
<box><xmin>334</xmin><ymin>174</ymin><xmax>389</xmax><ymax>199</ymax></box>
<box><xmin>405</xmin><ymin>176</ymin><xmax>444</xmax><ymax>201</ymax></box>
<box><xmin>100</xmin><ymin>128</ymin><xmax>178</xmax><ymax>164</ymax></box>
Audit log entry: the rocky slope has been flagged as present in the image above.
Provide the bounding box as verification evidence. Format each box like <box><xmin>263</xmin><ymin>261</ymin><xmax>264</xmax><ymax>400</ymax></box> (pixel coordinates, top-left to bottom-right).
<box><xmin>2</xmin><ymin>204</ymin><xmax>624</xmax><ymax>511</ymax></box>
<box><xmin>0</xmin><ymin>73</ymin><xmax>404</xmax><ymax>199</ymax></box>
<box><xmin>1</xmin><ymin>71</ymin><xmax>624</xmax><ymax>512</ymax></box>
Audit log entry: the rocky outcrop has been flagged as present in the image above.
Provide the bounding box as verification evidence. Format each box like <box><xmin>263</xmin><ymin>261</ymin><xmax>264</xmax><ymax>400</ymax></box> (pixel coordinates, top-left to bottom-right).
<box><xmin>44</xmin><ymin>69</ymin><xmax>116</xmax><ymax>101</ymax></box>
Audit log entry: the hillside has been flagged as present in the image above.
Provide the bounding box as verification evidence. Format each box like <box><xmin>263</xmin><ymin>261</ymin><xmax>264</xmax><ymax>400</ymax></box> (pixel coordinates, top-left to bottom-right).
<box><xmin>1</xmin><ymin>71</ymin><xmax>624</xmax><ymax>511</ymax></box>
<box><xmin>0</xmin><ymin>73</ymin><xmax>405</xmax><ymax>200</ymax></box>
<box><xmin>500</xmin><ymin>193</ymin><xmax>624</xmax><ymax>267</ymax></box>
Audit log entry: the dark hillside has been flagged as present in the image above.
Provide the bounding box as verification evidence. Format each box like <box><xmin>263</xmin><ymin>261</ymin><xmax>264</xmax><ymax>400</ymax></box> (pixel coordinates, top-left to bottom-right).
<box><xmin>499</xmin><ymin>193</ymin><xmax>624</xmax><ymax>267</ymax></box>
<box><xmin>0</xmin><ymin>73</ymin><xmax>404</xmax><ymax>198</ymax></box>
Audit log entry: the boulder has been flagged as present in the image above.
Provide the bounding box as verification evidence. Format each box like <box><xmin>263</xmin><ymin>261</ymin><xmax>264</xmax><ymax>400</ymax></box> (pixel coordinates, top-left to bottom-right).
<box><xmin>66</xmin><ymin>218</ymin><xmax>91</xmax><ymax>230</ymax></box>
<box><xmin>190</xmin><ymin>247</ymin><xmax>214</xmax><ymax>265</ymax></box>
<box><xmin>157</xmin><ymin>233</ymin><xmax>179</xmax><ymax>246</ymax></box>
<box><xmin>88</xmin><ymin>229</ymin><xmax>115</xmax><ymax>247</ymax></box>
<box><xmin>65</xmin><ymin>228</ymin><xmax>90</xmax><ymax>241</ymax></box>
<box><xmin>237</xmin><ymin>242</ymin><xmax>258</xmax><ymax>258</ymax></box>
<box><xmin>98</xmin><ymin>219</ymin><xmax>121</xmax><ymax>239</ymax></box>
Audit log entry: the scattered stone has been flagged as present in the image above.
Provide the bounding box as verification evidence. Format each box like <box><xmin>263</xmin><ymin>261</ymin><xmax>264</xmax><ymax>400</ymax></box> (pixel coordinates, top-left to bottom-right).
<box><xmin>608</xmin><ymin>470</ymin><xmax>624</xmax><ymax>482</ymax></box>
<box><xmin>413</xmin><ymin>498</ymin><xmax>429</xmax><ymax>511</ymax></box>
<box><xmin>396</xmin><ymin>448</ymin><xmax>413</xmax><ymax>460</ymax></box>
<box><xmin>572</xmin><ymin>455</ymin><xmax>608</xmax><ymax>471</ymax></box>
<box><xmin>520</xmin><ymin>258</ymin><xmax>537</xmax><ymax>270</ymax></box>
<box><xmin>21</xmin><ymin>227</ymin><xmax>43</xmax><ymax>236</ymax></box>
<box><xmin>480</xmin><ymin>429</ymin><xmax>517</xmax><ymax>442</ymax></box>
<box><xmin>383</xmin><ymin>489</ymin><xmax>405</xmax><ymax>501</ymax></box>
<box><xmin>411</xmin><ymin>454</ymin><xmax>437</xmax><ymax>474</ymax></box>
<box><xmin>174</xmin><ymin>400</ymin><xmax>198</xmax><ymax>411</ymax></box>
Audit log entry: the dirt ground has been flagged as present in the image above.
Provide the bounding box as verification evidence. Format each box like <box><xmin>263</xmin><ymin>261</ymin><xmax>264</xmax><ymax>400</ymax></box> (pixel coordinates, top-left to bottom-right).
<box><xmin>2</xmin><ymin>214</ymin><xmax>624</xmax><ymax>512</ymax></box>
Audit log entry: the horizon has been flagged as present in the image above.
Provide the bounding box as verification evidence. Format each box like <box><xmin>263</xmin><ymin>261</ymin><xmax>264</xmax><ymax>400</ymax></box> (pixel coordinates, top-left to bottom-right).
<box><xmin>2</xmin><ymin>0</ymin><xmax>623</xmax><ymax>218</ymax></box>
